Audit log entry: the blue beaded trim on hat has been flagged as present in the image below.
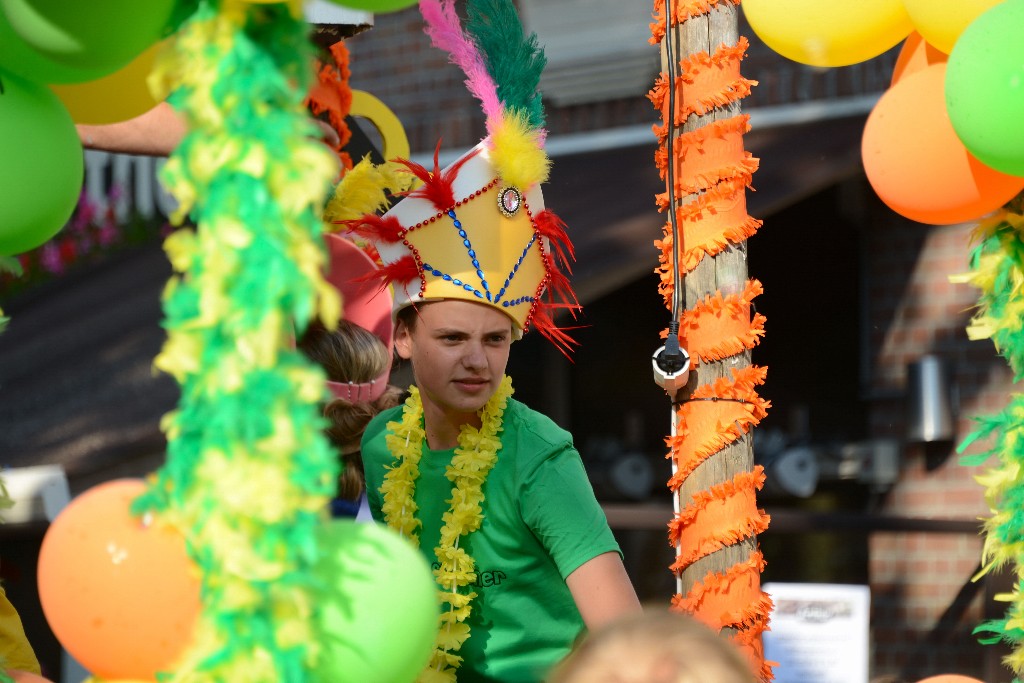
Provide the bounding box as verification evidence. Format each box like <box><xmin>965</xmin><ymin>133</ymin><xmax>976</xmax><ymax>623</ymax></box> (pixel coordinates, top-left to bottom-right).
<box><xmin>419</xmin><ymin>206</ymin><xmax>536</xmax><ymax>309</ymax></box>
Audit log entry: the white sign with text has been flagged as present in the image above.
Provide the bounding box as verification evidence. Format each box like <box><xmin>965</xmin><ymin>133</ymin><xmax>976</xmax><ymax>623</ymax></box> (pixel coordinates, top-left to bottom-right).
<box><xmin>763</xmin><ymin>582</ymin><xmax>870</xmax><ymax>683</ymax></box>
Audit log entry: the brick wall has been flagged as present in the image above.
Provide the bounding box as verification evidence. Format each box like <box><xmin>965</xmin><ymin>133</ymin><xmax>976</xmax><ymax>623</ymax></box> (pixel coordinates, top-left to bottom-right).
<box><xmin>344</xmin><ymin>8</ymin><xmax>483</xmax><ymax>154</ymax></box>
<box><xmin>343</xmin><ymin>7</ymin><xmax>656</xmax><ymax>156</ymax></box>
<box><xmin>864</xmin><ymin>195</ymin><xmax>1011</xmax><ymax>681</ymax></box>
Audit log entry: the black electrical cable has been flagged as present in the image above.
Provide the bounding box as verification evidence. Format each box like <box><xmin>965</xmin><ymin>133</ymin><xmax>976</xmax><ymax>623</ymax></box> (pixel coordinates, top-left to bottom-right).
<box><xmin>656</xmin><ymin>0</ymin><xmax>687</xmax><ymax>375</ymax></box>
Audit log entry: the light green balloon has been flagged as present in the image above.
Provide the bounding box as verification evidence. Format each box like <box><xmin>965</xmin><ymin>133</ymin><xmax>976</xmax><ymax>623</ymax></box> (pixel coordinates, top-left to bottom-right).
<box><xmin>946</xmin><ymin>0</ymin><xmax>1024</xmax><ymax>177</ymax></box>
<box><xmin>0</xmin><ymin>0</ymin><xmax>178</xmax><ymax>83</ymax></box>
<box><xmin>324</xmin><ymin>0</ymin><xmax>418</xmax><ymax>13</ymax></box>
<box><xmin>312</xmin><ymin>520</ymin><xmax>439</xmax><ymax>683</ymax></box>
<box><xmin>0</xmin><ymin>10</ymin><xmax>108</xmax><ymax>83</ymax></box>
<box><xmin>0</xmin><ymin>68</ymin><xmax>83</xmax><ymax>256</ymax></box>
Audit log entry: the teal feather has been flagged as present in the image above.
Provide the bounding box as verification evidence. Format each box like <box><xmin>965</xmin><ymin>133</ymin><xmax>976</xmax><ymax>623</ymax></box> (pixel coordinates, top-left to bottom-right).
<box><xmin>464</xmin><ymin>0</ymin><xmax>547</xmax><ymax>130</ymax></box>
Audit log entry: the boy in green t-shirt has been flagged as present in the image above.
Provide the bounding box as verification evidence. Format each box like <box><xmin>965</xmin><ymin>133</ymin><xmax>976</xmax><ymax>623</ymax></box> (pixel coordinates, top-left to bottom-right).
<box><xmin>352</xmin><ymin>4</ymin><xmax>641</xmax><ymax>678</ymax></box>
<box><xmin>361</xmin><ymin>296</ymin><xmax>641</xmax><ymax>682</ymax></box>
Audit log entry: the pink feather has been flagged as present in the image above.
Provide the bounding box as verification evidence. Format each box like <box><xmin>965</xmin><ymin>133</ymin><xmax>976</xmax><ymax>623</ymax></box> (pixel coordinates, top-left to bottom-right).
<box><xmin>419</xmin><ymin>0</ymin><xmax>501</xmax><ymax>127</ymax></box>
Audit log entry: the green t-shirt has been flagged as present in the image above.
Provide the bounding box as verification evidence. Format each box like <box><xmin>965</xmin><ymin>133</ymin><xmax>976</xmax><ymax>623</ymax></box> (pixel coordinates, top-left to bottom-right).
<box><xmin>362</xmin><ymin>398</ymin><xmax>620</xmax><ymax>683</ymax></box>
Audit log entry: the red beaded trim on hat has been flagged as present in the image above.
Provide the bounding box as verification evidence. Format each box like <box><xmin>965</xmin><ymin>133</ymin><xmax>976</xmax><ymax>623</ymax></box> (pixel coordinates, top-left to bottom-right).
<box><xmin>404</xmin><ymin>178</ymin><xmax>500</xmax><ymax>235</ymax></box>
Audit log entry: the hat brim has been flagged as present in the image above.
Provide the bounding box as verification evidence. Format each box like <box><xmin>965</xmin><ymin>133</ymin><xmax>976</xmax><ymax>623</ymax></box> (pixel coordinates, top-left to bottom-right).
<box><xmin>324</xmin><ymin>233</ymin><xmax>394</xmax><ymax>348</ymax></box>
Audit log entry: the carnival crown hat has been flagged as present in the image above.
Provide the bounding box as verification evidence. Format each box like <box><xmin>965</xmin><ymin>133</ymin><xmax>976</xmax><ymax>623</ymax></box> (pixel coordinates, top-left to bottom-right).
<box><xmin>345</xmin><ymin>0</ymin><xmax>578</xmax><ymax>355</ymax></box>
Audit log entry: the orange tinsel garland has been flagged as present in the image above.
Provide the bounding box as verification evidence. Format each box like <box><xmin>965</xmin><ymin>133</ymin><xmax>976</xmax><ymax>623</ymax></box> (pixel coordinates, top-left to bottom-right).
<box><xmin>654</xmin><ymin>115</ymin><xmax>761</xmax><ymax>196</ymax></box>
<box><xmin>668</xmin><ymin>468</ymin><xmax>771</xmax><ymax>572</ymax></box>
<box><xmin>649</xmin><ymin>0</ymin><xmax>741</xmax><ymax>44</ymax></box>
<box><xmin>666</xmin><ymin>366</ymin><xmax>770</xmax><ymax>489</ymax></box>
<box><xmin>306</xmin><ymin>40</ymin><xmax>354</xmax><ymax>173</ymax></box>
<box><xmin>649</xmin><ymin>38</ymin><xmax>758</xmax><ymax>123</ymax></box>
<box><xmin>650</xmin><ymin>0</ymin><xmax>774</xmax><ymax>680</ymax></box>
<box><xmin>672</xmin><ymin>550</ymin><xmax>771</xmax><ymax>631</ymax></box>
<box><xmin>681</xmin><ymin>566</ymin><xmax>776</xmax><ymax>683</ymax></box>
<box><xmin>677</xmin><ymin>279</ymin><xmax>767</xmax><ymax>365</ymax></box>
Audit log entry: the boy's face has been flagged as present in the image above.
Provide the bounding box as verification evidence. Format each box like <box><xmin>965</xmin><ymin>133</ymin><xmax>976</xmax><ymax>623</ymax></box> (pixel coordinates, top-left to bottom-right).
<box><xmin>394</xmin><ymin>299</ymin><xmax>513</xmax><ymax>427</ymax></box>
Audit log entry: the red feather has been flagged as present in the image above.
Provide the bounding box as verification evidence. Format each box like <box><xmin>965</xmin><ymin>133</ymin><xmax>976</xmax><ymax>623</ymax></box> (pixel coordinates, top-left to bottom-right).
<box><xmin>351</xmin><ymin>268</ymin><xmax>394</xmax><ymax>296</ymax></box>
<box><xmin>338</xmin><ymin>213</ymin><xmax>405</xmax><ymax>244</ymax></box>
<box><xmin>534</xmin><ymin>209</ymin><xmax>575</xmax><ymax>273</ymax></box>
<box><xmin>353</xmin><ymin>254</ymin><xmax>420</xmax><ymax>289</ymax></box>
<box><xmin>543</xmin><ymin>267</ymin><xmax>578</xmax><ymax>308</ymax></box>
<box><xmin>378</xmin><ymin>254</ymin><xmax>421</xmax><ymax>284</ymax></box>
<box><xmin>528</xmin><ymin>302</ymin><xmax>582</xmax><ymax>360</ymax></box>
<box><xmin>396</xmin><ymin>141</ymin><xmax>480</xmax><ymax>212</ymax></box>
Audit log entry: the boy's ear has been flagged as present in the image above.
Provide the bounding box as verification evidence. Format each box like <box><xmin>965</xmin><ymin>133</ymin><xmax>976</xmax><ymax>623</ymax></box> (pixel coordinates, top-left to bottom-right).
<box><xmin>394</xmin><ymin>320</ymin><xmax>413</xmax><ymax>360</ymax></box>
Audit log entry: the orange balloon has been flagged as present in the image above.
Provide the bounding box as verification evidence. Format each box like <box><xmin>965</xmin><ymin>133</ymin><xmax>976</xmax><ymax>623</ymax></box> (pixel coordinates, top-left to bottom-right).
<box><xmin>5</xmin><ymin>671</ymin><xmax>55</xmax><ymax>683</ymax></box>
<box><xmin>916</xmin><ymin>677</ymin><xmax>985</xmax><ymax>683</ymax></box>
<box><xmin>862</xmin><ymin>63</ymin><xmax>1024</xmax><ymax>225</ymax></box>
<box><xmin>890</xmin><ymin>31</ymin><xmax>947</xmax><ymax>86</ymax></box>
<box><xmin>37</xmin><ymin>479</ymin><xmax>200</xmax><ymax>680</ymax></box>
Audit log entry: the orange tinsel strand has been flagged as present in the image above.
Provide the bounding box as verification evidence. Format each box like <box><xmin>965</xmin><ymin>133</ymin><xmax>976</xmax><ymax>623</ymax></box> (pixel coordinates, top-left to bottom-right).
<box><xmin>306</xmin><ymin>40</ymin><xmax>354</xmax><ymax>173</ymax></box>
<box><xmin>666</xmin><ymin>365</ymin><xmax>771</xmax><ymax>490</ymax></box>
<box><xmin>648</xmin><ymin>40</ymin><xmax>757</xmax><ymax>126</ymax></box>
<box><xmin>730</xmin><ymin>612</ymin><xmax>778</xmax><ymax>682</ymax></box>
<box><xmin>672</xmin><ymin>550</ymin><xmax>769</xmax><ymax>629</ymax></box>
<box><xmin>649</xmin><ymin>0</ymin><xmax>742</xmax><ymax>44</ymax></box>
<box><xmin>667</xmin><ymin>468</ymin><xmax>771</xmax><ymax>573</ymax></box>
<box><xmin>655</xmin><ymin>115</ymin><xmax>761</xmax><ymax>196</ymax></box>
<box><xmin>654</xmin><ymin>207</ymin><xmax>762</xmax><ymax>307</ymax></box>
<box><xmin>675</xmin><ymin>279</ymin><xmax>767</xmax><ymax>365</ymax></box>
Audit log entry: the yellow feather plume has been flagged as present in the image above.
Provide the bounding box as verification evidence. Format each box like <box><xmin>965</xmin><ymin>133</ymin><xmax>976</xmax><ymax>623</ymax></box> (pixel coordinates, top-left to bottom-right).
<box><xmin>323</xmin><ymin>156</ymin><xmax>414</xmax><ymax>225</ymax></box>
<box><xmin>489</xmin><ymin>112</ymin><xmax>550</xmax><ymax>190</ymax></box>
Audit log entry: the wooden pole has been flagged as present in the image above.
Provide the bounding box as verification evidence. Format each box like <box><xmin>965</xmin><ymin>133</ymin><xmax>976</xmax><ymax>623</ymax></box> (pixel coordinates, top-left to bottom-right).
<box><xmin>669</xmin><ymin>0</ymin><xmax>754</xmax><ymax>607</ymax></box>
<box><xmin>655</xmin><ymin>1</ymin><xmax>772</xmax><ymax>679</ymax></box>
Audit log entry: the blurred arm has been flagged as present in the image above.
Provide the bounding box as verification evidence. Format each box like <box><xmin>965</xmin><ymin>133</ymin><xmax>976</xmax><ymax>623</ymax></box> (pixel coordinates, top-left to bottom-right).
<box><xmin>566</xmin><ymin>551</ymin><xmax>643</xmax><ymax>631</ymax></box>
<box><xmin>77</xmin><ymin>101</ymin><xmax>340</xmax><ymax>156</ymax></box>
<box><xmin>77</xmin><ymin>101</ymin><xmax>187</xmax><ymax>157</ymax></box>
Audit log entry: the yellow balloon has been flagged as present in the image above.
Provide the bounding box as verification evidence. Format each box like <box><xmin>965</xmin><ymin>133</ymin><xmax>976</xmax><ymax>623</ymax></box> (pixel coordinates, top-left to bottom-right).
<box><xmin>349</xmin><ymin>89</ymin><xmax>410</xmax><ymax>162</ymax></box>
<box><xmin>903</xmin><ymin>0</ymin><xmax>1003</xmax><ymax>54</ymax></box>
<box><xmin>49</xmin><ymin>42</ymin><xmax>160</xmax><ymax>125</ymax></box>
<box><xmin>742</xmin><ymin>0</ymin><xmax>912</xmax><ymax>67</ymax></box>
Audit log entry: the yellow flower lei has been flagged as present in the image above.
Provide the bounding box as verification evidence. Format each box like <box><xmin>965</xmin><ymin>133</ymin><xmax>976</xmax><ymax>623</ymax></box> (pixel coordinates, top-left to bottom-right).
<box><xmin>380</xmin><ymin>375</ymin><xmax>514</xmax><ymax>683</ymax></box>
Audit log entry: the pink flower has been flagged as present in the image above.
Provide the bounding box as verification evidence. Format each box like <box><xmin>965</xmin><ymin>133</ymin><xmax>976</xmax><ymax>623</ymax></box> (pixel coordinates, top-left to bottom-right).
<box><xmin>40</xmin><ymin>242</ymin><xmax>64</xmax><ymax>274</ymax></box>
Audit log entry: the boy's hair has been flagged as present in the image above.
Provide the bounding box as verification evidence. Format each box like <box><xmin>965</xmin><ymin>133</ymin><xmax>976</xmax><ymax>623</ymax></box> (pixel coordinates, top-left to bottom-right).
<box><xmin>395</xmin><ymin>303</ymin><xmax>419</xmax><ymax>334</ymax></box>
<box><xmin>298</xmin><ymin>319</ymin><xmax>403</xmax><ymax>500</ymax></box>
<box><xmin>548</xmin><ymin>610</ymin><xmax>755</xmax><ymax>683</ymax></box>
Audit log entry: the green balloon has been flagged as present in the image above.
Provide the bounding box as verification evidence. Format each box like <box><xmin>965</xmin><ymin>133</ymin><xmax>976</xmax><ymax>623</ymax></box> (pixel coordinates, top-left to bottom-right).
<box><xmin>0</xmin><ymin>0</ymin><xmax>178</xmax><ymax>83</ymax></box>
<box><xmin>0</xmin><ymin>11</ymin><xmax>109</xmax><ymax>83</ymax></box>
<box><xmin>312</xmin><ymin>520</ymin><xmax>439</xmax><ymax>683</ymax></box>
<box><xmin>324</xmin><ymin>0</ymin><xmax>418</xmax><ymax>13</ymax></box>
<box><xmin>0</xmin><ymin>68</ymin><xmax>83</xmax><ymax>256</ymax></box>
<box><xmin>946</xmin><ymin>0</ymin><xmax>1024</xmax><ymax>177</ymax></box>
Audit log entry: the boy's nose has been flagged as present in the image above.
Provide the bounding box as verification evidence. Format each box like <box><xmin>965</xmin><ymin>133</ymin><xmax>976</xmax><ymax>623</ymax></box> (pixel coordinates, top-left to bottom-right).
<box><xmin>462</xmin><ymin>342</ymin><xmax>487</xmax><ymax>370</ymax></box>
